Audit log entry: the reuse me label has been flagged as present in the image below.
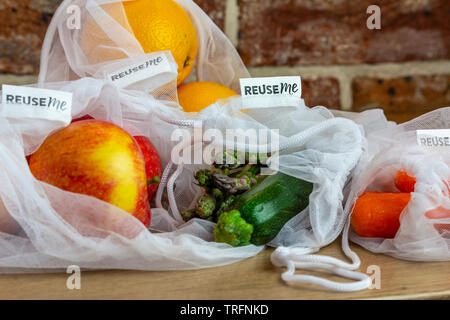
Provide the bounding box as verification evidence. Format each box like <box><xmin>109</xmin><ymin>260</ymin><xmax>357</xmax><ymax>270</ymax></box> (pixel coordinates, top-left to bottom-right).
<box><xmin>416</xmin><ymin>129</ymin><xmax>450</xmax><ymax>148</ymax></box>
<box><xmin>106</xmin><ymin>52</ymin><xmax>173</xmax><ymax>89</ymax></box>
<box><xmin>1</xmin><ymin>85</ymin><xmax>72</xmax><ymax>125</ymax></box>
<box><xmin>239</xmin><ymin>76</ymin><xmax>302</xmax><ymax>109</ymax></box>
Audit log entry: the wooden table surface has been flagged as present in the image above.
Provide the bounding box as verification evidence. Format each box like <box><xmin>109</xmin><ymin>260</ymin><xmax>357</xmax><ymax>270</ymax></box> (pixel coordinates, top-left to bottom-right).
<box><xmin>0</xmin><ymin>240</ymin><xmax>449</xmax><ymax>300</ymax></box>
<box><xmin>1</xmin><ymin>112</ymin><xmax>448</xmax><ymax>300</ymax></box>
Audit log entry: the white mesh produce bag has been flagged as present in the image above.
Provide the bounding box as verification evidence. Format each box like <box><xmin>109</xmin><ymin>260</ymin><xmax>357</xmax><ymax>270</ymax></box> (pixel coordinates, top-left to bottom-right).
<box><xmin>154</xmin><ymin>96</ymin><xmax>375</xmax><ymax>291</ymax></box>
<box><xmin>0</xmin><ymin>78</ymin><xmax>263</xmax><ymax>273</ymax></box>
<box><xmin>38</xmin><ymin>0</ymin><xmax>249</xmax><ymax>93</ymax></box>
<box><xmin>341</xmin><ymin>107</ymin><xmax>450</xmax><ymax>262</ymax></box>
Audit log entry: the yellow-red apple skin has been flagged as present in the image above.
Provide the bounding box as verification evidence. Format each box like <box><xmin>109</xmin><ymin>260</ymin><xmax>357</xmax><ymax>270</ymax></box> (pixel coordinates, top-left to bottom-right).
<box><xmin>29</xmin><ymin>120</ymin><xmax>151</xmax><ymax>227</ymax></box>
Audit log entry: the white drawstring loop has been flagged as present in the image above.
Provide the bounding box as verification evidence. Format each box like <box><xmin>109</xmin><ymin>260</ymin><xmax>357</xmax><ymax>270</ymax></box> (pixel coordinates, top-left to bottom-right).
<box><xmin>270</xmin><ymin>206</ymin><xmax>372</xmax><ymax>292</ymax></box>
<box><xmin>271</xmin><ymin>243</ymin><xmax>372</xmax><ymax>292</ymax></box>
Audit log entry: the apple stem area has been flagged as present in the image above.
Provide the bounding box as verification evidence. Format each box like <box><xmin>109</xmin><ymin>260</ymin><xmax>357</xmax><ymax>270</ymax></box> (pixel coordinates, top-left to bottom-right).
<box><xmin>147</xmin><ymin>176</ymin><xmax>161</xmax><ymax>186</ymax></box>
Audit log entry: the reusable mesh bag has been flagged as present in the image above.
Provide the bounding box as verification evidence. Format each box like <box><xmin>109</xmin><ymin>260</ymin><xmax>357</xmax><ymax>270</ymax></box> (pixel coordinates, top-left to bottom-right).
<box><xmin>154</xmin><ymin>96</ymin><xmax>376</xmax><ymax>291</ymax></box>
<box><xmin>341</xmin><ymin>107</ymin><xmax>450</xmax><ymax>262</ymax></box>
<box><xmin>38</xmin><ymin>0</ymin><xmax>249</xmax><ymax>94</ymax></box>
<box><xmin>0</xmin><ymin>78</ymin><xmax>263</xmax><ymax>273</ymax></box>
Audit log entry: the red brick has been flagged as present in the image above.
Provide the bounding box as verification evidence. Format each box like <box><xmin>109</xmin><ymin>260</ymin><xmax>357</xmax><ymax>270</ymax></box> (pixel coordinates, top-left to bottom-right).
<box><xmin>0</xmin><ymin>0</ymin><xmax>225</xmax><ymax>74</ymax></box>
<box><xmin>302</xmin><ymin>77</ymin><xmax>341</xmax><ymax>109</ymax></box>
<box><xmin>239</xmin><ymin>0</ymin><xmax>450</xmax><ymax>66</ymax></box>
<box><xmin>193</xmin><ymin>0</ymin><xmax>225</xmax><ymax>30</ymax></box>
<box><xmin>352</xmin><ymin>74</ymin><xmax>450</xmax><ymax>114</ymax></box>
<box><xmin>0</xmin><ymin>0</ymin><xmax>59</xmax><ymax>74</ymax></box>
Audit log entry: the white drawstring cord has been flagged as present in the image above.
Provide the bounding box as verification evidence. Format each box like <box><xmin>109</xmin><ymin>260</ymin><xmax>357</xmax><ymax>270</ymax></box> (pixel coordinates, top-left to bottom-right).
<box><xmin>270</xmin><ymin>212</ymin><xmax>372</xmax><ymax>292</ymax></box>
<box><xmin>141</xmin><ymin>96</ymin><xmax>195</xmax><ymax>127</ymax></box>
<box><xmin>279</xmin><ymin>117</ymin><xmax>360</xmax><ymax>151</ymax></box>
<box><xmin>166</xmin><ymin>162</ymin><xmax>185</xmax><ymax>223</ymax></box>
<box><xmin>153</xmin><ymin>109</ymin><xmax>197</xmax><ymax>128</ymax></box>
<box><xmin>154</xmin><ymin>112</ymin><xmax>363</xmax><ymax>156</ymax></box>
<box><xmin>155</xmin><ymin>135</ymin><xmax>204</xmax><ymax>222</ymax></box>
<box><xmin>155</xmin><ymin>159</ymin><xmax>174</xmax><ymax>210</ymax></box>
<box><xmin>271</xmin><ymin>244</ymin><xmax>371</xmax><ymax>292</ymax></box>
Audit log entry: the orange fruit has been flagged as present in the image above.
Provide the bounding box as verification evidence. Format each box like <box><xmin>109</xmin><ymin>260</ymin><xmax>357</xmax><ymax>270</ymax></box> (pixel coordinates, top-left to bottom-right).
<box><xmin>81</xmin><ymin>0</ymin><xmax>198</xmax><ymax>86</ymax></box>
<box><xmin>177</xmin><ymin>81</ymin><xmax>239</xmax><ymax>112</ymax></box>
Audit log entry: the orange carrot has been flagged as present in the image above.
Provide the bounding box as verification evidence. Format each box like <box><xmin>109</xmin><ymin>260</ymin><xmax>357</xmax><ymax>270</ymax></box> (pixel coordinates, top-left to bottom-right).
<box><xmin>395</xmin><ymin>170</ymin><xmax>416</xmax><ymax>193</ymax></box>
<box><xmin>395</xmin><ymin>170</ymin><xmax>450</xmax><ymax>194</ymax></box>
<box><xmin>353</xmin><ymin>172</ymin><xmax>449</xmax><ymax>238</ymax></box>
<box><xmin>351</xmin><ymin>191</ymin><xmax>411</xmax><ymax>238</ymax></box>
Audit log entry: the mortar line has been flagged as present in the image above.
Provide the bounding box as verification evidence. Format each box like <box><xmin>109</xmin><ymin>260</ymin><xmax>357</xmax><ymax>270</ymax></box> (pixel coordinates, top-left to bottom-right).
<box><xmin>0</xmin><ymin>74</ymin><xmax>39</xmax><ymax>86</ymax></box>
<box><xmin>338</xmin><ymin>75</ymin><xmax>353</xmax><ymax>111</ymax></box>
<box><xmin>225</xmin><ymin>0</ymin><xmax>239</xmax><ymax>47</ymax></box>
<box><xmin>248</xmin><ymin>60</ymin><xmax>450</xmax><ymax>79</ymax></box>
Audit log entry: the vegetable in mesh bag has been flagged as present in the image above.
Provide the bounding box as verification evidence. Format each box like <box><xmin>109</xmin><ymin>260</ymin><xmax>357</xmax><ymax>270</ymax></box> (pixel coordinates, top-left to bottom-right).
<box><xmin>155</xmin><ymin>96</ymin><xmax>375</xmax><ymax>291</ymax></box>
<box><xmin>343</xmin><ymin>107</ymin><xmax>450</xmax><ymax>261</ymax></box>
<box><xmin>183</xmin><ymin>153</ymin><xmax>313</xmax><ymax>246</ymax></box>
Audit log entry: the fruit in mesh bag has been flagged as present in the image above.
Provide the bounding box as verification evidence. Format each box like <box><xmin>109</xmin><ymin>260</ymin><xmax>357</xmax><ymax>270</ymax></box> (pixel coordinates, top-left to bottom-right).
<box><xmin>72</xmin><ymin>115</ymin><xmax>162</xmax><ymax>201</ymax></box>
<box><xmin>29</xmin><ymin>120</ymin><xmax>151</xmax><ymax>227</ymax></box>
<box><xmin>81</xmin><ymin>0</ymin><xmax>198</xmax><ymax>86</ymax></box>
<box><xmin>177</xmin><ymin>81</ymin><xmax>238</xmax><ymax>112</ymax></box>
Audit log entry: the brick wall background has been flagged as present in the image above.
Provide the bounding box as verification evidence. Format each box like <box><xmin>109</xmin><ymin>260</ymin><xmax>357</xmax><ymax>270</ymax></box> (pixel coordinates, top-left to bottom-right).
<box><xmin>1</xmin><ymin>0</ymin><xmax>449</xmax><ymax>122</ymax></box>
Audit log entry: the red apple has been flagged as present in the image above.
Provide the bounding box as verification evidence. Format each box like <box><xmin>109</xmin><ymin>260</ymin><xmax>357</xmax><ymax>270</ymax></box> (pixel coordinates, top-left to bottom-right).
<box><xmin>29</xmin><ymin>120</ymin><xmax>151</xmax><ymax>227</ymax></box>
<box><xmin>134</xmin><ymin>136</ymin><xmax>162</xmax><ymax>201</ymax></box>
<box><xmin>72</xmin><ymin>114</ymin><xmax>94</xmax><ymax>123</ymax></box>
<box><xmin>70</xmin><ymin>117</ymin><xmax>163</xmax><ymax>200</ymax></box>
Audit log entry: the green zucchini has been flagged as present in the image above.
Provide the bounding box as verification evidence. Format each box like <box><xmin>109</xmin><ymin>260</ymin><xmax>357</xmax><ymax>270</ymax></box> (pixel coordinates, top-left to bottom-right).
<box><xmin>214</xmin><ymin>172</ymin><xmax>313</xmax><ymax>246</ymax></box>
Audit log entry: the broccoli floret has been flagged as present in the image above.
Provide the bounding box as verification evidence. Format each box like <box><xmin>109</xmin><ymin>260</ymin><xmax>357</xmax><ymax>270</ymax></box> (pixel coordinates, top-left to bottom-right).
<box><xmin>196</xmin><ymin>194</ymin><xmax>216</xmax><ymax>219</ymax></box>
<box><xmin>214</xmin><ymin>210</ymin><xmax>254</xmax><ymax>247</ymax></box>
<box><xmin>195</xmin><ymin>169</ymin><xmax>212</xmax><ymax>188</ymax></box>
